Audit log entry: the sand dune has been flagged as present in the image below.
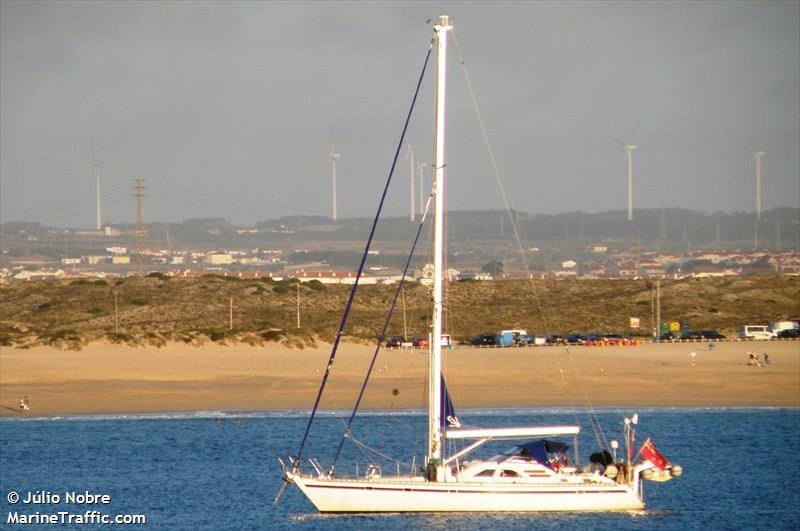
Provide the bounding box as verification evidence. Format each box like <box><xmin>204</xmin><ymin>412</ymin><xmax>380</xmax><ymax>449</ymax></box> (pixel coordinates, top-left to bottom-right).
<box><xmin>1</xmin><ymin>340</ymin><xmax>798</xmax><ymax>417</ymax></box>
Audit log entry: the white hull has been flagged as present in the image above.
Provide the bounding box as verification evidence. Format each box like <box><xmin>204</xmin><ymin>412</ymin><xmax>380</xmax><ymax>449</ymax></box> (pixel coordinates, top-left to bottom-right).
<box><xmin>286</xmin><ymin>473</ymin><xmax>644</xmax><ymax>513</ymax></box>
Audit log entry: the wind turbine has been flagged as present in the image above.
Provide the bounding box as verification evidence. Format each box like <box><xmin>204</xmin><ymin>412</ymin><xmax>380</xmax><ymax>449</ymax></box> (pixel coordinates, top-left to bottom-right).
<box><xmin>92</xmin><ymin>141</ymin><xmax>104</xmax><ymax>230</ymax></box>
<box><xmin>329</xmin><ymin>142</ymin><xmax>341</xmax><ymax>222</ymax></box>
<box><xmin>754</xmin><ymin>149</ymin><xmax>765</xmax><ymax>221</ymax></box>
<box><xmin>616</xmin><ymin>140</ymin><xmax>637</xmax><ymax>221</ymax></box>
<box><xmin>418</xmin><ymin>161</ymin><xmax>428</xmax><ymax>216</ymax></box>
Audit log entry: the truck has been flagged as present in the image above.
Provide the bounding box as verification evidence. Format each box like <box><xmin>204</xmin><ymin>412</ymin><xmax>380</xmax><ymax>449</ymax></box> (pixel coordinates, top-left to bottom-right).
<box><xmin>496</xmin><ymin>329</ymin><xmax>534</xmax><ymax>347</ymax></box>
<box><xmin>494</xmin><ymin>331</ymin><xmax>516</xmax><ymax>347</ymax></box>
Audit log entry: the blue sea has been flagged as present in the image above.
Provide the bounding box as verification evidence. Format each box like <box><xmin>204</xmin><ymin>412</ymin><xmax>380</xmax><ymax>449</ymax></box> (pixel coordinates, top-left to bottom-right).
<box><xmin>1</xmin><ymin>408</ymin><xmax>798</xmax><ymax>530</ymax></box>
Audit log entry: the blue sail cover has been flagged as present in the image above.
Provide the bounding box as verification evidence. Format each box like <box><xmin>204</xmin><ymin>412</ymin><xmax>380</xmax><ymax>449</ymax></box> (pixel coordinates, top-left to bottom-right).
<box><xmin>441</xmin><ymin>377</ymin><xmax>460</xmax><ymax>428</ymax></box>
<box><xmin>517</xmin><ymin>440</ymin><xmax>569</xmax><ymax>470</ymax></box>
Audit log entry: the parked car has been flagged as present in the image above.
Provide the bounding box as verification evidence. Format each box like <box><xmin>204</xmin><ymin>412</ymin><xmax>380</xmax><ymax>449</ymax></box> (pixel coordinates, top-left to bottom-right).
<box><xmin>517</xmin><ymin>333</ymin><xmax>534</xmax><ymax>345</ymax></box>
<box><xmin>777</xmin><ymin>328</ymin><xmax>800</xmax><ymax>339</ymax></box>
<box><xmin>546</xmin><ymin>334</ymin><xmax>565</xmax><ymax>345</ymax></box>
<box><xmin>412</xmin><ymin>337</ymin><xmax>429</xmax><ymax>348</ymax></box>
<box><xmin>679</xmin><ymin>331</ymin><xmax>703</xmax><ymax>340</ymax></box>
<box><xmin>567</xmin><ymin>333</ymin><xmax>586</xmax><ymax>345</ymax></box>
<box><xmin>529</xmin><ymin>334</ymin><xmax>547</xmax><ymax>346</ymax></box>
<box><xmin>659</xmin><ymin>332</ymin><xmax>678</xmax><ymax>341</ymax></box>
<box><xmin>770</xmin><ymin>321</ymin><xmax>800</xmax><ymax>335</ymax></box>
<box><xmin>584</xmin><ymin>333</ymin><xmax>604</xmax><ymax>344</ymax></box>
<box><xmin>385</xmin><ymin>336</ymin><xmax>406</xmax><ymax>348</ymax></box>
<box><xmin>699</xmin><ymin>330</ymin><xmax>726</xmax><ymax>340</ymax></box>
<box><xmin>519</xmin><ymin>332</ymin><xmax>545</xmax><ymax>345</ymax></box>
<box><xmin>471</xmin><ymin>333</ymin><xmax>496</xmax><ymax>346</ymax></box>
<box><xmin>584</xmin><ymin>332</ymin><xmax>622</xmax><ymax>345</ymax></box>
<box><xmin>600</xmin><ymin>333</ymin><xmax>625</xmax><ymax>345</ymax></box>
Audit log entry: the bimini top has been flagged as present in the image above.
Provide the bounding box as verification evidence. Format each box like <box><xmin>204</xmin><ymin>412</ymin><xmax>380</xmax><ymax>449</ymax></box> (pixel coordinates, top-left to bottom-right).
<box><xmin>515</xmin><ymin>440</ymin><xmax>570</xmax><ymax>470</ymax></box>
<box><xmin>444</xmin><ymin>426</ymin><xmax>580</xmax><ymax>440</ymax></box>
<box><xmin>516</xmin><ymin>439</ymin><xmax>569</xmax><ymax>455</ymax></box>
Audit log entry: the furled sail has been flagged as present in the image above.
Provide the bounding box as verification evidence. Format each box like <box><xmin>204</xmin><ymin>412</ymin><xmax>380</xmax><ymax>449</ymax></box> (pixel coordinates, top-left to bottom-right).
<box><xmin>441</xmin><ymin>376</ymin><xmax>460</xmax><ymax>428</ymax></box>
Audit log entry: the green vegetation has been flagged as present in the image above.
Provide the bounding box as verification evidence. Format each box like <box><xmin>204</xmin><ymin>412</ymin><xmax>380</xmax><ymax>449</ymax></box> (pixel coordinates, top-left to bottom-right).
<box><xmin>250</xmin><ymin>284</ymin><xmax>266</xmax><ymax>295</ymax></box>
<box><xmin>70</xmin><ymin>278</ymin><xmax>107</xmax><ymax>286</ymax></box>
<box><xmin>307</xmin><ymin>279</ymin><xmax>326</xmax><ymax>291</ymax></box>
<box><xmin>0</xmin><ymin>275</ymin><xmax>796</xmax><ymax>350</ymax></box>
<box><xmin>37</xmin><ymin>329</ymin><xmax>83</xmax><ymax>349</ymax></box>
<box><xmin>106</xmin><ymin>332</ymin><xmax>133</xmax><ymax>344</ymax></box>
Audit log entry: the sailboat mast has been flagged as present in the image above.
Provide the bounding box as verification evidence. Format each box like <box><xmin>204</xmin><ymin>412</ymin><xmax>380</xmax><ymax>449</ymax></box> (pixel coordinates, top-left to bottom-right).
<box><xmin>427</xmin><ymin>15</ymin><xmax>451</xmax><ymax>482</ymax></box>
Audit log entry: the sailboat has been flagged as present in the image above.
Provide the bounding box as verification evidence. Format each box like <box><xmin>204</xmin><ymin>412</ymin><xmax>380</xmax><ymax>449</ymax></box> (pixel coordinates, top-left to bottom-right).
<box><xmin>281</xmin><ymin>15</ymin><xmax>681</xmax><ymax>513</ymax></box>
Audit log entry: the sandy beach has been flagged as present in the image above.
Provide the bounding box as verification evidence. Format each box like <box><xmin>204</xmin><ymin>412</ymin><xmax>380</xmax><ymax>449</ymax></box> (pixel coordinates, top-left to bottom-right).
<box><xmin>1</xmin><ymin>340</ymin><xmax>798</xmax><ymax>417</ymax></box>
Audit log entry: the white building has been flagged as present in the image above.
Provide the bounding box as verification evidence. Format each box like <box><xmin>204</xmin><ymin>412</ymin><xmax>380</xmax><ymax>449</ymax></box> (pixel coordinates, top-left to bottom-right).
<box><xmin>206</xmin><ymin>253</ymin><xmax>234</xmax><ymax>265</ymax></box>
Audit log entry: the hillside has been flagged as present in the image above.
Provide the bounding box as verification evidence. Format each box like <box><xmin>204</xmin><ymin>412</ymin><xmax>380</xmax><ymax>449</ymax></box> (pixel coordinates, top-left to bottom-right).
<box><xmin>0</xmin><ymin>275</ymin><xmax>798</xmax><ymax>350</ymax></box>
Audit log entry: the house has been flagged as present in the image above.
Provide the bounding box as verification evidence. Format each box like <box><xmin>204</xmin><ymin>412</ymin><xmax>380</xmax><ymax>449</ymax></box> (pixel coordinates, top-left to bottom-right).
<box><xmin>640</xmin><ymin>264</ymin><xmax>667</xmax><ymax>279</ymax></box>
<box><xmin>553</xmin><ymin>268</ymin><xmax>577</xmax><ymax>279</ymax></box>
<box><xmin>416</xmin><ymin>264</ymin><xmax>463</xmax><ymax>283</ymax></box>
<box><xmin>454</xmin><ymin>271</ymin><xmax>491</xmax><ymax>282</ymax></box>
<box><xmin>588</xmin><ymin>244</ymin><xmax>608</xmax><ymax>254</ymax></box>
<box><xmin>206</xmin><ymin>253</ymin><xmax>234</xmax><ymax>265</ymax></box>
<box><xmin>13</xmin><ymin>268</ymin><xmax>65</xmax><ymax>280</ymax></box>
<box><xmin>86</xmin><ymin>255</ymin><xmax>107</xmax><ymax>265</ymax></box>
<box><xmin>291</xmin><ymin>270</ymin><xmax>375</xmax><ymax>285</ymax></box>
<box><xmin>616</xmin><ymin>261</ymin><xmax>638</xmax><ymax>279</ymax></box>
<box><xmin>584</xmin><ymin>261</ymin><xmax>609</xmax><ymax>278</ymax></box>
<box><xmin>9</xmin><ymin>256</ymin><xmax>54</xmax><ymax>267</ymax></box>
<box><xmin>689</xmin><ymin>266</ymin><xmax>730</xmax><ymax>278</ymax></box>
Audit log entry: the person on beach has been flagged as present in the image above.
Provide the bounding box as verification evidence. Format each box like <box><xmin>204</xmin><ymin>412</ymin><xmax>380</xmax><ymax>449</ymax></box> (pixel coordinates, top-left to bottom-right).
<box><xmin>19</xmin><ymin>396</ymin><xmax>30</xmax><ymax>412</ymax></box>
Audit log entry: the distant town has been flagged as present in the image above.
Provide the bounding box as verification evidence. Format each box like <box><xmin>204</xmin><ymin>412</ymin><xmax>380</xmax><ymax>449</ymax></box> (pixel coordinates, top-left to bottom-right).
<box><xmin>2</xmin><ymin>208</ymin><xmax>798</xmax><ymax>283</ymax></box>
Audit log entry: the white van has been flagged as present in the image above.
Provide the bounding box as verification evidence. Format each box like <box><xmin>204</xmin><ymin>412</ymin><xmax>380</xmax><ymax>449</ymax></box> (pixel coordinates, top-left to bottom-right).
<box><xmin>738</xmin><ymin>325</ymin><xmax>776</xmax><ymax>340</ymax></box>
<box><xmin>441</xmin><ymin>334</ymin><xmax>453</xmax><ymax>348</ymax></box>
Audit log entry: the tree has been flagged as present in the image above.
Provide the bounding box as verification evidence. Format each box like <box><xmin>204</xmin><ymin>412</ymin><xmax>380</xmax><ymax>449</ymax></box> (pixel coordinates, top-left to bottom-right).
<box><xmin>481</xmin><ymin>260</ymin><xmax>504</xmax><ymax>276</ymax></box>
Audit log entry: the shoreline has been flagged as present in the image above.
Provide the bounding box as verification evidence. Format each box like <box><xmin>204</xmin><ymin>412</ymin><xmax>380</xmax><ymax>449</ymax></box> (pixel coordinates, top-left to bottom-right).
<box><xmin>1</xmin><ymin>340</ymin><xmax>798</xmax><ymax>418</ymax></box>
<box><xmin>3</xmin><ymin>405</ymin><xmax>797</xmax><ymax>423</ymax></box>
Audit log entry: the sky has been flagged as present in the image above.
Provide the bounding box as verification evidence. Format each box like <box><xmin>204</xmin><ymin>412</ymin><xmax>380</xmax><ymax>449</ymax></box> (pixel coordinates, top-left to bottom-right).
<box><xmin>1</xmin><ymin>1</ymin><xmax>798</xmax><ymax>228</ymax></box>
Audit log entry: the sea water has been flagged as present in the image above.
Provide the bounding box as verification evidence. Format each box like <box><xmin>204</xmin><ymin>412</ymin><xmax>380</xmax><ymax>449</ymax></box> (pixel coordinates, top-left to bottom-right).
<box><xmin>1</xmin><ymin>408</ymin><xmax>798</xmax><ymax>530</ymax></box>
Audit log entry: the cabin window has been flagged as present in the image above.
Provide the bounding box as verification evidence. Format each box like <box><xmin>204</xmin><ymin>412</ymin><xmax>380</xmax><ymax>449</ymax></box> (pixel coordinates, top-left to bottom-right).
<box><xmin>476</xmin><ymin>469</ymin><xmax>496</xmax><ymax>477</ymax></box>
<box><xmin>501</xmin><ymin>469</ymin><xmax>520</xmax><ymax>477</ymax></box>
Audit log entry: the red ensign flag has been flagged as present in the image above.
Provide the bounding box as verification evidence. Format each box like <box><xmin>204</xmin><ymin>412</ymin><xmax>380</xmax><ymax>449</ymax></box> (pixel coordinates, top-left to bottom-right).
<box><xmin>640</xmin><ymin>437</ymin><xmax>669</xmax><ymax>470</ymax></box>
